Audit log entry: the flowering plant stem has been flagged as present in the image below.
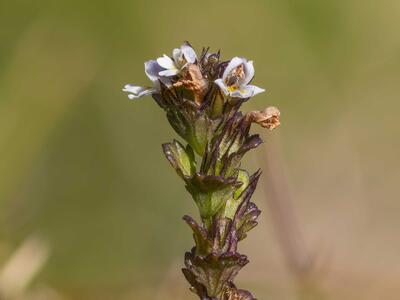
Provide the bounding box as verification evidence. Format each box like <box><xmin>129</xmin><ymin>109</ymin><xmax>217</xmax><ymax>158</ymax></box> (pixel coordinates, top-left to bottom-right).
<box><xmin>124</xmin><ymin>42</ymin><xmax>280</xmax><ymax>300</ymax></box>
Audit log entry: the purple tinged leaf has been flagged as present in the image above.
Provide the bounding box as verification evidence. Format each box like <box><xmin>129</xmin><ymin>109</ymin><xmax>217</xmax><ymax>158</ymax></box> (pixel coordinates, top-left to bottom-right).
<box><xmin>183</xmin><ymin>215</ymin><xmax>211</xmax><ymax>255</ymax></box>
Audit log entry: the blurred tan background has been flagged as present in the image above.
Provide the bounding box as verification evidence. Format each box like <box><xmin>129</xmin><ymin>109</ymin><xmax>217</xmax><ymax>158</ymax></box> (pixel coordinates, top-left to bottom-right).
<box><xmin>1</xmin><ymin>0</ymin><xmax>399</xmax><ymax>299</ymax></box>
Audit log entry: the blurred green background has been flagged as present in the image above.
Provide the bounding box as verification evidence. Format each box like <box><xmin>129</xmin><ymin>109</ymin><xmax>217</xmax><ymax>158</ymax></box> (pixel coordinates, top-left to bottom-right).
<box><xmin>1</xmin><ymin>0</ymin><xmax>400</xmax><ymax>299</ymax></box>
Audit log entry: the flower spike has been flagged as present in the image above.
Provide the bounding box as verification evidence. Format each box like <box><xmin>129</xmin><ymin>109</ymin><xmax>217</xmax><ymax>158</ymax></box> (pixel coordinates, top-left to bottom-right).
<box><xmin>123</xmin><ymin>42</ymin><xmax>281</xmax><ymax>299</ymax></box>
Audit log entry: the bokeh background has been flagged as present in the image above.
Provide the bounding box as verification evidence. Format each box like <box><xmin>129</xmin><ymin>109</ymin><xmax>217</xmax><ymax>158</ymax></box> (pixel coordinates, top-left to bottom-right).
<box><xmin>1</xmin><ymin>0</ymin><xmax>400</xmax><ymax>299</ymax></box>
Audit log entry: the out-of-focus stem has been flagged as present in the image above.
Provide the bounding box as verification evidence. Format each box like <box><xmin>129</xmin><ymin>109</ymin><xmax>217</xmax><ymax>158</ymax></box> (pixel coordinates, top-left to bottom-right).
<box><xmin>259</xmin><ymin>135</ymin><xmax>327</xmax><ymax>300</ymax></box>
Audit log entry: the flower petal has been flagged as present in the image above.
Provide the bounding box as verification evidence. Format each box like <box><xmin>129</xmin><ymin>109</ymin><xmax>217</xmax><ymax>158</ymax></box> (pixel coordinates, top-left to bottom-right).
<box><xmin>222</xmin><ymin>57</ymin><xmax>247</xmax><ymax>81</ymax></box>
<box><xmin>144</xmin><ymin>60</ymin><xmax>172</xmax><ymax>88</ymax></box>
<box><xmin>123</xmin><ymin>84</ymin><xmax>145</xmax><ymax>94</ymax></box>
<box><xmin>172</xmin><ymin>48</ymin><xmax>182</xmax><ymax>63</ymax></box>
<box><xmin>156</xmin><ymin>54</ymin><xmax>175</xmax><ymax>69</ymax></box>
<box><xmin>181</xmin><ymin>43</ymin><xmax>197</xmax><ymax>63</ymax></box>
<box><xmin>241</xmin><ymin>85</ymin><xmax>265</xmax><ymax>97</ymax></box>
<box><xmin>159</xmin><ymin>68</ymin><xmax>179</xmax><ymax>77</ymax></box>
<box><xmin>214</xmin><ymin>78</ymin><xmax>230</xmax><ymax>95</ymax></box>
<box><xmin>145</xmin><ymin>60</ymin><xmax>163</xmax><ymax>83</ymax></box>
<box><xmin>230</xmin><ymin>89</ymin><xmax>248</xmax><ymax>98</ymax></box>
<box><xmin>242</xmin><ymin>60</ymin><xmax>255</xmax><ymax>85</ymax></box>
<box><xmin>122</xmin><ymin>84</ymin><xmax>154</xmax><ymax>99</ymax></box>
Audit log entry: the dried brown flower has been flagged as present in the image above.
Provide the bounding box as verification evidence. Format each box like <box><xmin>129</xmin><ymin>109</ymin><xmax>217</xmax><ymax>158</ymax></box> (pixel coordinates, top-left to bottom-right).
<box><xmin>173</xmin><ymin>64</ymin><xmax>209</xmax><ymax>105</ymax></box>
<box><xmin>247</xmin><ymin>106</ymin><xmax>281</xmax><ymax>130</ymax></box>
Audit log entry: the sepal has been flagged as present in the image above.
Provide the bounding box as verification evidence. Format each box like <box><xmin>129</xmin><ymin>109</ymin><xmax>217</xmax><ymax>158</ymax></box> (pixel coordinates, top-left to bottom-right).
<box><xmin>154</xmin><ymin>84</ymin><xmax>219</xmax><ymax>156</ymax></box>
<box><xmin>201</xmin><ymin>112</ymin><xmax>263</xmax><ymax>178</ymax></box>
<box><xmin>183</xmin><ymin>215</ymin><xmax>212</xmax><ymax>256</ymax></box>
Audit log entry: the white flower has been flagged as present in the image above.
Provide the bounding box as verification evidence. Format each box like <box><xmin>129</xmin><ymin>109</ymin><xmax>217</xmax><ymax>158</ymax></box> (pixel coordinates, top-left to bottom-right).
<box><xmin>156</xmin><ymin>42</ymin><xmax>197</xmax><ymax>77</ymax></box>
<box><xmin>214</xmin><ymin>57</ymin><xmax>265</xmax><ymax>98</ymax></box>
<box><xmin>123</xmin><ymin>60</ymin><xmax>170</xmax><ymax>100</ymax></box>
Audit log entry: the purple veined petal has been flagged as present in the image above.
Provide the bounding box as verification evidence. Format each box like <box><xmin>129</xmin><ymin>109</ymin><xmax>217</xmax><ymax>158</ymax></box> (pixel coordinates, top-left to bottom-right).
<box><xmin>144</xmin><ymin>60</ymin><xmax>172</xmax><ymax>88</ymax></box>
<box><xmin>229</xmin><ymin>88</ymin><xmax>245</xmax><ymax>98</ymax></box>
<box><xmin>159</xmin><ymin>68</ymin><xmax>179</xmax><ymax>77</ymax></box>
<box><xmin>181</xmin><ymin>44</ymin><xmax>197</xmax><ymax>64</ymax></box>
<box><xmin>242</xmin><ymin>60</ymin><xmax>255</xmax><ymax>86</ymax></box>
<box><xmin>214</xmin><ymin>78</ymin><xmax>230</xmax><ymax>96</ymax></box>
<box><xmin>230</xmin><ymin>88</ymin><xmax>248</xmax><ymax>98</ymax></box>
<box><xmin>241</xmin><ymin>85</ymin><xmax>265</xmax><ymax>97</ymax></box>
<box><xmin>145</xmin><ymin>60</ymin><xmax>164</xmax><ymax>83</ymax></box>
<box><xmin>157</xmin><ymin>54</ymin><xmax>175</xmax><ymax>69</ymax></box>
<box><xmin>222</xmin><ymin>57</ymin><xmax>247</xmax><ymax>81</ymax></box>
